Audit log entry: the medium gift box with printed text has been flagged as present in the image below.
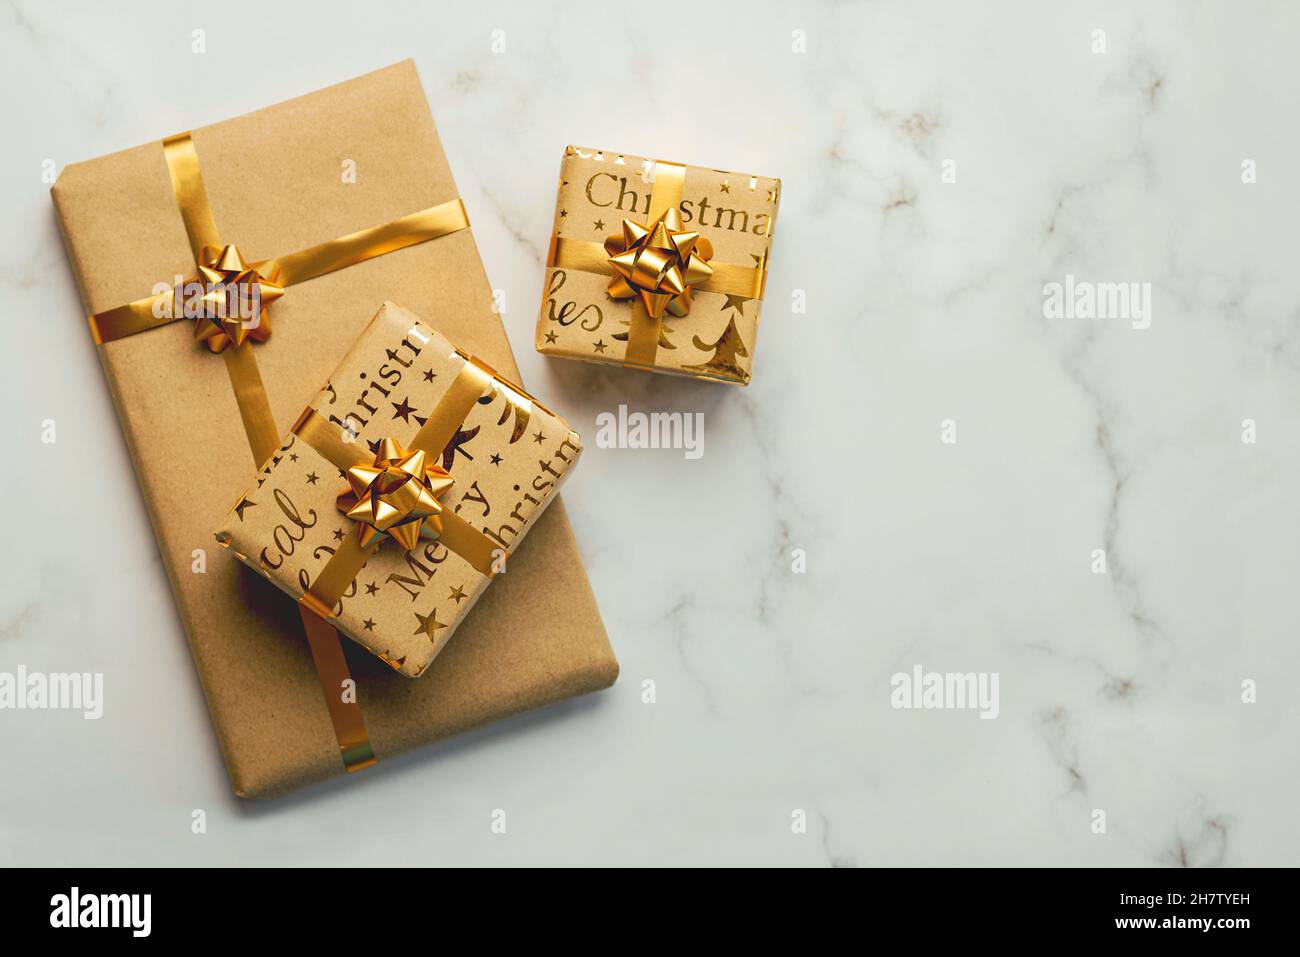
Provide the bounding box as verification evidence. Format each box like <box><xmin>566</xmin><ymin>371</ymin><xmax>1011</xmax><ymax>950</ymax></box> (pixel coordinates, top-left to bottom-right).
<box><xmin>217</xmin><ymin>302</ymin><xmax>583</xmax><ymax>678</ymax></box>
<box><xmin>535</xmin><ymin>145</ymin><xmax>781</xmax><ymax>385</ymax></box>
<box><xmin>52</xmin><ymin>62</ymin><xmax>617</xmax><ymax>797</ymax></box>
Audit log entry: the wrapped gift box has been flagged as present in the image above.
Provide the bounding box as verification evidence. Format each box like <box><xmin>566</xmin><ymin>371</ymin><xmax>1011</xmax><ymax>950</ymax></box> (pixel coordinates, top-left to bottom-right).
<box><xmin>535</xmin><ymin>145</ymin><xmax>781</xmax><ymax>385</ymax></box>
<box><xmin>217</xmin><ymin>302</ymin><xmax>583</xmax><ymax>678</ymax></box>
<box><xmin>52</xmin><ymin>62</ymin><xmax>617</xmax><ymax>798</ymax></box>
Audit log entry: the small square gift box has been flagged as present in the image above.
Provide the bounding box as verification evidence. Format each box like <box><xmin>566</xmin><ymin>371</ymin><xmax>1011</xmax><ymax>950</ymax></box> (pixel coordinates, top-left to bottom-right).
<box><xmin>535</xmin><ymin>145</ymin><xmax>781</xmax><ymax>385</ymax></box>
<box><xmin>216</xmin><ymin>302</ymin><xmax>582</xmax><ymax>678</ymax></box>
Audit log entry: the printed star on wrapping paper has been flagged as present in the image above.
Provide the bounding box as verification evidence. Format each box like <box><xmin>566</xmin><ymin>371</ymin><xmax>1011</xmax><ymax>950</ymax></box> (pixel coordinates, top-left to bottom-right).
<box><xmin>413</xmin><ymin>607</ymin><xmax>447</xmax><ymax>640</ymax></box>
<box><xmin>391</xmin><ymin>397</ymin><xmax>417</xmax><ymax>422</ymax></box>
<box><xmin>337</xmin><ymin>437</ymin><xmax>454</xmax><ymax>552</ymax></box>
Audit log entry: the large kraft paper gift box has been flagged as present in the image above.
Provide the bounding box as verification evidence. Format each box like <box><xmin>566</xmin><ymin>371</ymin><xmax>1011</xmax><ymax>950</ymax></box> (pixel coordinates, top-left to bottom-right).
<box><xmin>535</xmin><ymin>145</ymin><xmax>780</xmax><ymax>385</ymax></box>
<box><xmin>52</xmin><ymin>61</ymin><xmax>618</xmax><ymax>798</ymax></box>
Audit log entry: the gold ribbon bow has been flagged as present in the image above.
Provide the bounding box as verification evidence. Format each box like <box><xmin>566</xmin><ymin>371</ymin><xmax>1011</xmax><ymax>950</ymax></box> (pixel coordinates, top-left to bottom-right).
<box><xmin>189</xmin><ymin>244</ymin><xmax>283</xmax><ymax>352</ymax></box>
<box><xmin>292</xmin><ymin>348</ymin><xmax>506</xmax><ymax>638</ymax></box>
<box><xmin>547</xmin><ymin>158</ymin><xmax>767</xmax><ymax>370</ymax></box>
<box><xmin>89</xmin><ymin>133</ymin><xmax>471</xmax><ymax>469</ymax></box>
<box><xmin>605</xmin><ymin>208</ymin><xmax>713</xmax><ymax>319</ymax></box>
<box><xmin>89</xmin><ymin>130</ymin><xmax>474</xmax><ymax>775</ymax></box>
<box><xmin>338</xmin><ymin>438</ymin><xmax>454</xmax><ymax>551</ymax></box>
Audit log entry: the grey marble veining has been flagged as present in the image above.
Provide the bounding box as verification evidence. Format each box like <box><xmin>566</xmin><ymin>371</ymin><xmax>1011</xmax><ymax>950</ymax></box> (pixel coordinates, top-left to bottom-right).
<box><xmin>0</xmin><ymin>0</ymin><xmax>1296</xmax><ymax>866</ymax></box>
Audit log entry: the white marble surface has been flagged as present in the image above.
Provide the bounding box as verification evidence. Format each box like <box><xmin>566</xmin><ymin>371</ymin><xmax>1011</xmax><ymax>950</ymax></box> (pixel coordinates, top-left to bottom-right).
<box><xmin>2</xmin><ymin>0</ymin><xmax>1298</xmax><ymax>866</ymax></box>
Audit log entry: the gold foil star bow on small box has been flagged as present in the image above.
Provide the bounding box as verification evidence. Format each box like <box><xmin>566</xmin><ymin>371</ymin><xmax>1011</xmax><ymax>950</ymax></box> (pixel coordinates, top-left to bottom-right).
<box><xmin>604</xmin><ymin>208</ymin><xmax>714</xmax><ymax>319</ymax></box>
<box><xmin>338</xmin><ymin>438</ymin><xmax>455</xmax><ymax>551</ymax></box>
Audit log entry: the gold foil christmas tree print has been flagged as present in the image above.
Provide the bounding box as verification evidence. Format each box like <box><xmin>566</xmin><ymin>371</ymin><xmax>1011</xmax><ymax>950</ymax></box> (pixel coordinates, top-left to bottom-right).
<box><xmin>683</xmin><ymin>316</ymin><xmax>751</xmax><ymax>383</ymax></box>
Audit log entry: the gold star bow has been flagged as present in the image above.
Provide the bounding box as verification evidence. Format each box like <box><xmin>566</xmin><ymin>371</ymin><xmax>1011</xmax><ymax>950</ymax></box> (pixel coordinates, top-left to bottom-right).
<box><xmin>188</xmin><ymin>244</ymin><xmax>284</xmax><ymax>352</ymax></box>
<box><xmin>336</xmin><ymin>437</ymin><xmax>455</xmax><ymax>552</ymax></box>
<box><xmin>604</xmin><ymin>207</ymin><xmax>714</xmax><ymax>319</ymax></box>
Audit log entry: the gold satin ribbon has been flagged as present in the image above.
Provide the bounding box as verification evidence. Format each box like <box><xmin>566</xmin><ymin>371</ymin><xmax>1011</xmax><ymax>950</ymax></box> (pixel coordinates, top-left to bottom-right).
<box><xmin>161</xmin><ymin>134</ymin><xmax>281</xmax><ymax>466</ymax></box>
<box><xmin>89</xmin><ymin>202</ymin><xmax>470</xmax><ymax>346</ymax></box>
<box><xmin>87</xmin><ymin>130</ymin><xmax>473</xmax><ymax>774</ymax></box>
<box><xmin>547</xmin><ymin>238</ymin><xmax>767</xmax><ymax>301</ymax></box>
<box><xmin>292</xmin><ymin>353</ymin><xmax>501</xmax><ymax>622</ymax></box>
<box><xmin>297</xmin><ymin>603</ymin><xmax>377</xmax><ymax>773</ymax></box>
<box><xmin>163</xmin><ymin>133</ymin><xmax>221</xmax><ymax>258</ymax></box>
<box><xmin>221</xmin><ymin>342</ymin><xmax>280</xmax><ymax>467</ymax></box>
<box><xmin>546</xmin><ymin>160</ymin><xmax>768</xmax><ymax>369</ymax></box>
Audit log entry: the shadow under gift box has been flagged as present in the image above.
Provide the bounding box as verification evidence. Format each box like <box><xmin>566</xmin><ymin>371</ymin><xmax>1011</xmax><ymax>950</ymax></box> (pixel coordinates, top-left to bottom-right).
<box><xmin>51</xmin><ymin>60</ymin><xmax>617</xmax><ymax>798</ymax></box>
<box><xmin>216</xmin><ymin>303</ymin><xmax>584</xmax><ymax>679</ymax></box>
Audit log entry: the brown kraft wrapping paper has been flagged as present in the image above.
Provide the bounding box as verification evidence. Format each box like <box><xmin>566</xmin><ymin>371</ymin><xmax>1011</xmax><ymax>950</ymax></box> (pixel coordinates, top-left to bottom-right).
<box><xmin>216</xmin><ymin>303</ymin><xmax>583</xmax><ymax>679</ymax></box>
<box><xmin>51</xmin><ymin>62</ymin><xmax>618</xmax><ymax>798</ymax></box>
<box><xmin>535</xmin><ymin>145</ymin><xmax>781</xmax><ymax>385</ymax></box>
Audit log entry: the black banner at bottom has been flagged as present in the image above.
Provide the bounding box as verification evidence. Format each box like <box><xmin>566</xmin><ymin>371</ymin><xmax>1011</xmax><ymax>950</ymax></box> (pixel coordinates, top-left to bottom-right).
<box><xmin>0</xmin><ymin>866</ymin><xmax>1283</xmax><ymax>943</ymax></box>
